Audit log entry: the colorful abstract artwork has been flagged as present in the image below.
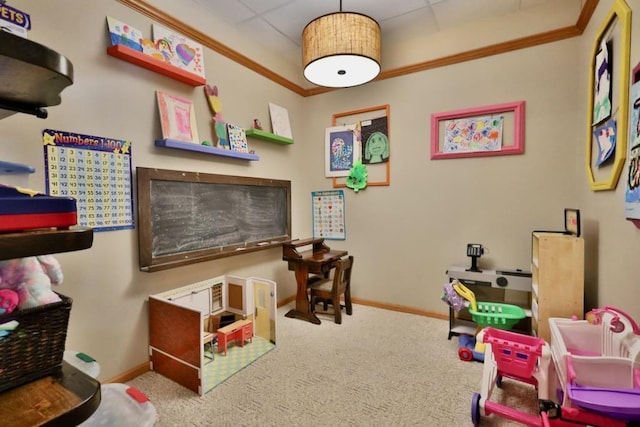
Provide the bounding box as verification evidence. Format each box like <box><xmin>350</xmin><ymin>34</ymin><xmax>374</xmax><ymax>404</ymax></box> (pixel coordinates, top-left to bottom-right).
<box><xmin>593</xmin><ymin>118</ymin><xmax>617</xmax><ymax>166</ymax></box>
<box><xmin>593</xmin><ymin>41</ymin><xmax>613</xmax><ymax>125</ymax></box>
<box><xmin>325</xmin><ymin>125</ymin><xmax>358</xmax><ymax>177</ymax></box>
<box><xmin>443</xmin><ymin>114</ymin><xmax>504</xmax><ymax>154</ymax></box>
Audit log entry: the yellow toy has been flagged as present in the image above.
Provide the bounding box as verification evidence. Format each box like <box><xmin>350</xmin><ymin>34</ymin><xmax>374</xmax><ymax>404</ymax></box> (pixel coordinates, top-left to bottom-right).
<box><xmin>452</xmin><ymin>282</ymin><xmax>486</xmax><ymax>356</ymax></box>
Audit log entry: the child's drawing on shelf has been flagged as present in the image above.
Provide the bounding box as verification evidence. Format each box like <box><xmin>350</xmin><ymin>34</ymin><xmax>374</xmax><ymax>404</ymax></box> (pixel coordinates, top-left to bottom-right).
<box><xmin>593</xmin><ymin>42</ymin><xmax>612</xmax><ymax>125</ymax></box>
<box><xmin>156</xmin><ymin>38</ymin><xmax>175</xmax><ymax>64</ymax></box>
<box><xmin>141</xmin><ymin>38</ymin><xmax>165</xmax><ymax>61</ymax></box>
<box><xmin>363</xmin><ymin>131</ymin><xmax>389</xmax><ymax>164</ymax></box>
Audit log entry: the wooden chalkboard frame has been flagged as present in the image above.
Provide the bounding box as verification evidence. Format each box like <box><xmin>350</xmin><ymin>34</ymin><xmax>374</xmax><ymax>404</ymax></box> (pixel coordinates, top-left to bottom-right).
<box><xmin>137</xmin><ymin>167</ymin><xmax>291</xmax><ymax>272</ymax></box>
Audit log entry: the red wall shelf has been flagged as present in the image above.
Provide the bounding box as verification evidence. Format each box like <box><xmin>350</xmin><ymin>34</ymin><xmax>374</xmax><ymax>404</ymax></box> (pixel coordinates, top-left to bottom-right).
<box><xmin>106</xmin><ymin>44</ymin><xmax>206</xmax><ymax>87</ymax></box>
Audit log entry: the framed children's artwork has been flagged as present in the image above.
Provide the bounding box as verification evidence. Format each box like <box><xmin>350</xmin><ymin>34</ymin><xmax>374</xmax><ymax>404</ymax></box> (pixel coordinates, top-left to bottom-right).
<box><xmin>592</xmin><ymin>41</ymin><xmax>613</xmax><ymax>126</ymax></box>
<box><xmin>431</xmin><ymin>101</ymin><xmax>525</xmax><ymax>159</ymax></box>
<box><xmin>325</xmin><ymin>124</ymin><xmax>358</xmax><ymax>177</ymax></box>
<box><xmin>585</xmin><ymin>0</ymin><xmax>631</xmax><ymax>191</ymax></box>
<box><xmin>156</xmin><ymin>91</ymin><xmax>199</xmax><ymax>144</ymax></box>
<box><xmin>331</xmin><ymin>104</ymin><xmax>390</xmax><ymax>187</ymax></box>
<box><xmin>564</xmin><ymin>208</ymin><xmax>581</xmax><ymax>237</ymax></box>
<box><xmin>592</xmin><ymin>118</ymin><xmax>617</xmax><ymax>166</ymax></box>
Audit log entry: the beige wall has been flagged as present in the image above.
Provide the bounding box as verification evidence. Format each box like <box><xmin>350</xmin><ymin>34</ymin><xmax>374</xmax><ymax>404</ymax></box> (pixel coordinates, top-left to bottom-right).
<box><xmin>2</xmin><ymin>0</ymin><xmax>638</xmax><ymax>381</ymax></box>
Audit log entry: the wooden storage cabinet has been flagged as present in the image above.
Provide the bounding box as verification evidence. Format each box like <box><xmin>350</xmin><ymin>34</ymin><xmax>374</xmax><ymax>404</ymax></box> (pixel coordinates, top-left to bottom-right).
<box><xmin>531</xmin><ymin>232</ymin><xmax>584</xmax><ymax>342</ymax></box>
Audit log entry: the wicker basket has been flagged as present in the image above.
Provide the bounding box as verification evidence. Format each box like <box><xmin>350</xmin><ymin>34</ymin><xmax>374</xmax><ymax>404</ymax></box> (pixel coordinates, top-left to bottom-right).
<box><xmin>0</xmin><ymin>293</ymin><xmax>72</xmax><ymax>392</ymax></box>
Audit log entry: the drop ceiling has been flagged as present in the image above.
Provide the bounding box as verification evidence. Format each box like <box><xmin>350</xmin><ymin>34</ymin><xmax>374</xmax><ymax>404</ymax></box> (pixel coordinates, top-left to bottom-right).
<box><xmin>188</xmin><ymin>0</ymin><xmax>586</xmax><ymax>69</ymax></box>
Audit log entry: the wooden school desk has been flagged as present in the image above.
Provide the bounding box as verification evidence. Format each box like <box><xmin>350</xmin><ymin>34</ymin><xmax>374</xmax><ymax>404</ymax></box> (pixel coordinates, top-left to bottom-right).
<box><xmin>282</xmin><ymin>238</ymin><xmax>348</xmax><ymax>324</ymax></box>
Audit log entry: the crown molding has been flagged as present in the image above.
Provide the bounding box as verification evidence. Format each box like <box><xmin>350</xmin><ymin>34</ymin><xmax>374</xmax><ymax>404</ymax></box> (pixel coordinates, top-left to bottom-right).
<box><xmin>118</xmin><ymin>0</ymin><xmax>599</xmax><ymax>97</ymax></box>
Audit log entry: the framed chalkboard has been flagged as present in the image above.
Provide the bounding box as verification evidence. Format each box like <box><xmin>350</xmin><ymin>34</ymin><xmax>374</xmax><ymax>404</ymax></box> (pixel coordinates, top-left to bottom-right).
<box><xmin>137</xmin><ymin>167</ymin><xmax>291</xmax><ymax>272</ymax></box>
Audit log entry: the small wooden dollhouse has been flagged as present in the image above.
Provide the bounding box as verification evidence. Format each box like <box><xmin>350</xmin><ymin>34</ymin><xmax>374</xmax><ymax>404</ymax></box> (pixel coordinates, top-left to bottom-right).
<box><xmin>148</xmin><ymin>275</ymin><xmax>276</xmax><ymax>395</ymax></box>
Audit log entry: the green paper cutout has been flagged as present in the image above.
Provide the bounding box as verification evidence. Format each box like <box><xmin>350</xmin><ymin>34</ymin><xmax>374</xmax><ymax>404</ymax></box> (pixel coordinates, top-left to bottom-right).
<box><xmin>346</xmin><ymin>160</ymin><xmax>368</xmax><ymax>192</ymax></box>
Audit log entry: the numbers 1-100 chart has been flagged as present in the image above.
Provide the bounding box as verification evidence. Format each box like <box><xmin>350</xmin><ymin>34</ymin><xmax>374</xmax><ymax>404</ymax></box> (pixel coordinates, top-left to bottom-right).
<box><xmin>44</xmin><ymin>129</ymin><xmax>134</xmax><ymax>232</ymax></box>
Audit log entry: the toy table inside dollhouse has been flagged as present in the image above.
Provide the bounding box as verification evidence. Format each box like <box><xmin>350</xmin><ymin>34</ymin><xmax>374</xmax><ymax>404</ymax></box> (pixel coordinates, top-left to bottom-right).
<box><xmin>447</xmin><ymin>265</ymin><xmax>532</xmax><ymax>339</ymax></box>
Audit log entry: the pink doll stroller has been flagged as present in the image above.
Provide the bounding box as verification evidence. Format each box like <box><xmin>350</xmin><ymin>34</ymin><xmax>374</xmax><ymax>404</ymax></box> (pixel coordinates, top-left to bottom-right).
<box><xmin>471</xmin><ymin>306</ymin><xmax>640</xmax><ymax>426</ymax></box>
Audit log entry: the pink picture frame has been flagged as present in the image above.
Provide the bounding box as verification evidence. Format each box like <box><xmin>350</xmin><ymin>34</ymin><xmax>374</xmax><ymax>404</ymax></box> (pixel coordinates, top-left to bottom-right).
<box><xmin>431</xmin><ymin>101</ymin><xmax>525</xmax><ymax>160</ymax></box>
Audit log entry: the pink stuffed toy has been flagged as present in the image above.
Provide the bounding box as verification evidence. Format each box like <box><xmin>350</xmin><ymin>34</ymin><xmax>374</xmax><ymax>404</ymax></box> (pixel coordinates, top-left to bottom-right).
<box><xmin>0</xmin><ymin>255</ymin><xmax>63</xmax><ymax>310</ymax></box>
<box><xmin>0</xmin><ymin>289</ymin><xmax>18</xmax><ymax>315</ymax></box>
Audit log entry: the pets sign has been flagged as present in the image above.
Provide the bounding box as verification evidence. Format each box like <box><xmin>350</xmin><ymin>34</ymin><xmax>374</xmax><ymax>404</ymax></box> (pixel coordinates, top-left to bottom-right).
<box><xmin>0</xmin><ymin>3</ymin><xmax>30</xmax><ymax>38</ymax></box>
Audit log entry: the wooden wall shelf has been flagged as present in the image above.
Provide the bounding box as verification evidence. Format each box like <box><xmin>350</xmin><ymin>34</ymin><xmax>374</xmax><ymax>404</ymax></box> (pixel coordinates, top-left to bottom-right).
<box><xmin>0</xmin><ymin>31</ymin><xmax>73</xmax><ymax>119</ymax></box>
<box><xmin>106</xmin><ymin>44</ymin><xmax>206</xmax><ymax>87</ymax></box>
<box><xmin>0</xmin><ymin>227</ymin><xmax>94</xmax><ymax>260</ymax></box>
<box><xmin>245</xmin><ymin>129</ymin><xmax>293</xmax><ymax>145</ymax></box>
<box><xmin>155</xmin><ymin>139</ymin><xmax>259</xmax><ymax>161</ymax></box>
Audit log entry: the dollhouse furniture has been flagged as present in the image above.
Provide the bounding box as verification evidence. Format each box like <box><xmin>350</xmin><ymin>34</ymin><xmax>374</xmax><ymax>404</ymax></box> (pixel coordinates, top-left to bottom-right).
<box><xmin>203</xmin><ymin>315</ymin><xmax>219</xmax><ymax>362</ymax></box>
<box><xmin>0</xmin><ymin>31</ymin><xmax>100</xmax><ymax>425</ymax></box>
<box><xmin>148</xmin><ymin>275</ymin><xmax>276</xmax><ymax>395</ymax></box>
<box><xmin>282</xmin><ymin>238</ymin><xmax>348</xmax><ymax>324</ymax></box>
<box><xmin>217</xmin><ymin>319</ymin><xmax>253</xmax><ymax>355</ymax></box>
<box><xmin>309</xmin><ymin>255</ymin><xmax>354</xmax><ymax>324</ymax></box>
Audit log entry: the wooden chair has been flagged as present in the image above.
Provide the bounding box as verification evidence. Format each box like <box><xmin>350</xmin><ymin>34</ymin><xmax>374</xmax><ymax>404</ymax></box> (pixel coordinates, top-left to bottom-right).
<box><xmin>308</xmin><ymin>255</ymin><xmax>354</xmax><ymax>324</ymax></box>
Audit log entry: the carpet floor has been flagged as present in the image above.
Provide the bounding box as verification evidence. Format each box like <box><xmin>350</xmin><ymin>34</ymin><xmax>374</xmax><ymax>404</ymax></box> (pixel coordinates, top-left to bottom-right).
<box><xmin>128</xmin><ymin>303</ymin><xmax>539</xmax><ymax>426</ymax></box>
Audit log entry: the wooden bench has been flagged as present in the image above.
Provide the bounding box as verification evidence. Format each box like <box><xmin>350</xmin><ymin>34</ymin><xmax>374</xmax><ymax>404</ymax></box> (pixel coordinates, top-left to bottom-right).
<box><xmin>216</xmin><ymin>319</ymin><xmax>253</xmax><ymax>356</ymax></box>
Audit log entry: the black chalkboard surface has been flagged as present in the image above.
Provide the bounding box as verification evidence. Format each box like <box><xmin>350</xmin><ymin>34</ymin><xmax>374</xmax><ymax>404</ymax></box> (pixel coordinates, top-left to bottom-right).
<box><xmin>137</xmin><ymin>167</ymin><xmax>291</xmax><ymax>272</ymax></box>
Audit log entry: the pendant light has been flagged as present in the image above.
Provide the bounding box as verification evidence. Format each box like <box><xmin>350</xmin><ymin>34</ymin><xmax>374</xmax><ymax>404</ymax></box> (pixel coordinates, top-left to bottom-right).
<box><xmin>302</xmin><ymin>1</ymin><xmax>381</xmax><ymax>88</ymax></box>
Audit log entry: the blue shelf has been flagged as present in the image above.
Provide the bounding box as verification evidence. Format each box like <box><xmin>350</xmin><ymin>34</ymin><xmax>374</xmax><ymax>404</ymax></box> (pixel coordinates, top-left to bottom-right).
<box><xmin>0</xmin><ymin>161</ymin><xmax>35</xmax><ymax>175</ymax></box>
<box><xmin>155</xmin><ymin>139</ymin><xmax>259</xmax><ymax>161</ymax></box>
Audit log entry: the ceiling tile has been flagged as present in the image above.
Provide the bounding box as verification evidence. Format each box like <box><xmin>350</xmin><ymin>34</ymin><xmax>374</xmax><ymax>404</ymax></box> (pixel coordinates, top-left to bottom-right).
<box><xmin>239</xmin><ymin>0</ymin><xmax>294</xmax><ymax>15</ymax></box>
<box><xmin>194</xmin><ymin>0</ymin><xmax>256</xmax><ymax>23</ymax></box>
<box><xmin>237</xmin><ymin>16</ymin><xmax>301</xmax><ymax>55</ymax></box>
<box><xmin>261</xmin><ymin>0</ymin><xmax>333</xmax><ymax>43</ymax></box>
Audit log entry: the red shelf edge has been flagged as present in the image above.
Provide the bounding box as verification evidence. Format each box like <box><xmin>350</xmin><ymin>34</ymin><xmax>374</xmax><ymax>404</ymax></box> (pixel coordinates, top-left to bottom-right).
<box><xmin>106</xmin><ymin>44</ymin><xmax>206</xmax><ymax>87</ymax></box>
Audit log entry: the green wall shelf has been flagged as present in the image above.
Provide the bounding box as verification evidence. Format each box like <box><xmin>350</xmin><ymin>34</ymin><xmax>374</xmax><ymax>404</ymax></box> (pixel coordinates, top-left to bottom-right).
<box><xmin>245</xmin><ymin>129</ymin><xmax>293</xmax><ymax>145</ymax></box>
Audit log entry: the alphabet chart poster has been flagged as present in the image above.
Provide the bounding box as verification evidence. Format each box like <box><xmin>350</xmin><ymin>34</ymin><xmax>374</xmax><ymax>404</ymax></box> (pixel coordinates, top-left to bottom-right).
<box><xmin>43</xmin><ymin>129</ymin><xmax>134</xmax><ymax>232</ymax></box>
<box><xmin>312</xmin><ymin>190</ymin><xmax>346</xmax><ymax>240</ymax></box>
